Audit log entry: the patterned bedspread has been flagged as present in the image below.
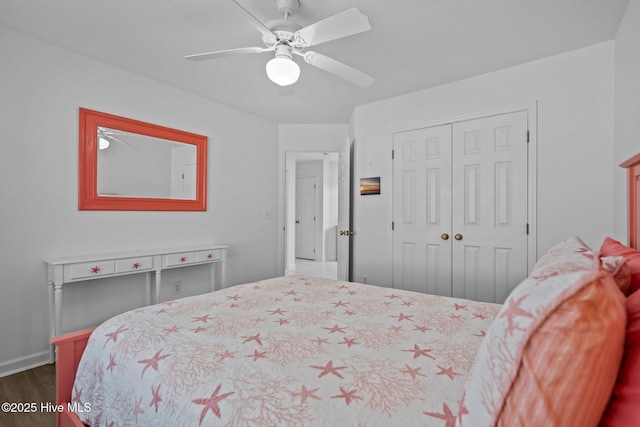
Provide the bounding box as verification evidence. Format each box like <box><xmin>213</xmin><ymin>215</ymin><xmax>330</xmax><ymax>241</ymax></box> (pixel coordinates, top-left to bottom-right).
<box><xmin>73</xmin><ymin>275</ymin><xmax>499</xmax><ymax>426</ymax></box>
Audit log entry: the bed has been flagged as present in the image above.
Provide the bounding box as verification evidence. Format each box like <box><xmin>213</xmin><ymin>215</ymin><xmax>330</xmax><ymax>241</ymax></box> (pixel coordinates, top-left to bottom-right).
<box><xmin>52</xmin><ymin>275</ymin><xmax>499</xmax><ymax>426</ymax></box>
<box><xmin>51</xmin><ymin>242</ymin><xmax>640</xmax><ymax>427</ymax></box>
<box><xmin>50</xmin><ymin>158</ymin><xmax>640</xmax><ymax>427</ymax></box>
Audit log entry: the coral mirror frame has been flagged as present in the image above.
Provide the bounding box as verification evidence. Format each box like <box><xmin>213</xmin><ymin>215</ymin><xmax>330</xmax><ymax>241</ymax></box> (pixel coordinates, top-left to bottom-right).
<box><xmin>78</xmin><ymin>108</ymin><xmax>208</xmax><ymax>211</ymax></box>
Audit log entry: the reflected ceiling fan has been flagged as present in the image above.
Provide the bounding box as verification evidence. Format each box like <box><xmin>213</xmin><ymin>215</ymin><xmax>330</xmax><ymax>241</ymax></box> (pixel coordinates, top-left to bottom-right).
<box><xmin>185</xmin><ymin>0</ymin><xmax>374</xmax><ymax>87</ymax></box>
<box><xmin>97</xmin><ymin>127</ymin><xmax>138</xmax><ymax>150</ymax></box>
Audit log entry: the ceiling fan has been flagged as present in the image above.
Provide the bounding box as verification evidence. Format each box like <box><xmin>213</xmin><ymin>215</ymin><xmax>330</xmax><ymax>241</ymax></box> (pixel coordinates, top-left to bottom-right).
<box><xmin>97</xmin><ymin>127</ymin><xmax>138</xmax><ymax>150</ymax></box>
<box><xmin>185</xmin><ymin>0</ymin><xmax>374</xmax><ymax>88</ymax></box>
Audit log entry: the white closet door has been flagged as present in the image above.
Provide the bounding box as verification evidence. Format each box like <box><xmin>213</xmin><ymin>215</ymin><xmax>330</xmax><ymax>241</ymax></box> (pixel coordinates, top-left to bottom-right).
<box><xmin>392</xmin><ymin>125</ymin><xmax>453</xmax><ymax>296</ymax></box>
<box><xmin>451</xmin><ymin>111</ymin><xmax>529</xmax><ymax>302</ymax></box>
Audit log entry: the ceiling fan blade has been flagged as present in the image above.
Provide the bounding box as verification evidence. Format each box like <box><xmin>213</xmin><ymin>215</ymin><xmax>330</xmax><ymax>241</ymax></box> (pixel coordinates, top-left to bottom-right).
<box><xmin>231</xmin><ymin>0</ymin><xmax>277</xmax><ymax>46</ymax></box>
<box><xmin>302</xmin><ymin>51</ymin><xmax>374</xmax><ymax>87</ymax></box>
<box><xmin>102</xmin><ymin>134</ymin><xmax>139</xmax><ymax>150</ymax></box>
<box><xmin>293</xmin><ymin>8</ymin><xmax>371</xmax><ymax>48</ymax></box>
<box><xmin>185</xmin><ymin>46</ymin><xmax>270</xmax><ymax>61</ymax></box>
<box><xmin>98</xmin><ymin>128</ymin><xmax>139</xmax><ymax>149</ymax></box>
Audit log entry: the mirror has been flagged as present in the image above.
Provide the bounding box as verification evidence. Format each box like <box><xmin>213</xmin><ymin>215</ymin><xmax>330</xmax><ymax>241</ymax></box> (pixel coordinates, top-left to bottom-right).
<box><xmin>79</xmin><ymin>108</ymin><xmax>207</xmax><ymax>211</ymax></box>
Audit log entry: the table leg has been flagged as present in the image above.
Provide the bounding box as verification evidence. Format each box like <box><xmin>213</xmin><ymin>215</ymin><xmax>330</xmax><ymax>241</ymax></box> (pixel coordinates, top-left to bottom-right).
<box><xmin>155</xmin><ymin>271</ymin><xmax>162</xmax><ymax>304</ymax></box>
<box><xmin>210</xmin><ymin>263</ymin><xmax>215</xmax><ymax>292</ymax></box>
<box><xmin>48</xmin><ymin>281</ymin><xmax>55</xmax><ymax>363</ymax></box>
<box><xmin>221</xmin><ymin>260</ymin><xmax>226</xmax><ymax>289</ymax></box>
<box><xmin>145</xmin><ymin>272</ymin><xmax>151</xmax><ymax>305</ymax></box>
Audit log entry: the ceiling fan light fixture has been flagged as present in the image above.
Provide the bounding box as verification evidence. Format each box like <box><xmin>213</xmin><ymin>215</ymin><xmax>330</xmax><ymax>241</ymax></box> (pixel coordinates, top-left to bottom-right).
<box><xmin>98</xmin><ymin>136</ymin><xmax>110</xmax><ymax>150</ymax></box>
<box><xmin>266</xmin><ymin>46</ymin><xmax>300</xmax><ymax>86</ymax></box>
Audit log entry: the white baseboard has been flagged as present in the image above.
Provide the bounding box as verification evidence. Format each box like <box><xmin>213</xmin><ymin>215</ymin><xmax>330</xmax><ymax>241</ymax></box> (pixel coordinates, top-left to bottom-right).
<box><xmin>0</xmin><ymin>351</ymin><xmax>51</xmax><ymax>378</ymax></box>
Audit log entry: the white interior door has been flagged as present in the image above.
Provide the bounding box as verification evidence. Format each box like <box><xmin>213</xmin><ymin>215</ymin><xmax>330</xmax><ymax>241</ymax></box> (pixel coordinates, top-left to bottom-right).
<box><xmin>393</xmin><ymin>125</ymin><xmax>453</xmax><ymax>295</ymax></box>
<box><xmin>451</xmin><ymin>111</ymin><xmax>529</xmax><ymax>302</ymax></box>
<box><xmin>337</xmin><ymin>139</ymin><xmax>351</xmax><ymax>281</ymax></box>
<box><xmin>295</xmin><ymin>176</ymin><xmax>317</xmax><ymax>260</ymax></box>
<box><xmin>392</xmin><ymin>111</ymin><xmax>530</xmax><ymax>303</ymax></box>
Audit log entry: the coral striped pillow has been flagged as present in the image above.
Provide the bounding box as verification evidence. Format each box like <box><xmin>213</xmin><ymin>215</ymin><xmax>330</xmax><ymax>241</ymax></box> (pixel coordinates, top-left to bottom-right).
<box><xmin>600</xmin><ymin>290</ymin><xmax>640</xmax><ymax>426</ymax></box>
<box><xmin>600</xmin><ymin>237</ymin><xmax>640</xmax><ymax>295</ymax></box>
<box><xmin>457</xmin><ymin>238</ymin><xmax>626</xmax><ymax>427</ymax></box>
<box><xmin>601</xmin><ymin>256</ymin><xmax>632</xmax><ymax>294</ymax></box>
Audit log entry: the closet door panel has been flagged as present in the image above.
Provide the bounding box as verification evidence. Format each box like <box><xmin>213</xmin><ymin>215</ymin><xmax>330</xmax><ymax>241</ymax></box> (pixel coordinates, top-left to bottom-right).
<box><xmin>393</xmin><ymin>125</ymin><xmax>452</xmax><ymax>296</ymax></box>
<box><xmin>451</xmin><ymin>111</ymin><xmax>529</xmax><ymax>303</ymax></box>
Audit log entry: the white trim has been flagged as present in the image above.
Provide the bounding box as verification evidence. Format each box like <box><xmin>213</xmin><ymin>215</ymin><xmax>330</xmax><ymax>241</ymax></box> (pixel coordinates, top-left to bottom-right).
<box><xmin>0</xmin><ymin>351</ymin><xmax>50</xmax><ymax>378</ymax></box>
<box><xmin>527</xmin><ymin>102</ymin><xmax>539</xmax><ymax>269</ymax></box>
<box><xmin>392</xmin><ymin>104</ymin><xmax>536</xmax><ymax>134</ymax></box>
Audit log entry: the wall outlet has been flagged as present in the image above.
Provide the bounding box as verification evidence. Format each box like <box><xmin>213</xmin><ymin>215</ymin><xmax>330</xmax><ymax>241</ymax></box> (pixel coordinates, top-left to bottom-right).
<box><xmin>362</xmin><ymin>275</ymin><xmax>368</xmax><ymax>284</ymax></box>
<box><xmin>173</xmin><ymin>281</ymin><xmax>182</xmax><ymax>295</ymax></box>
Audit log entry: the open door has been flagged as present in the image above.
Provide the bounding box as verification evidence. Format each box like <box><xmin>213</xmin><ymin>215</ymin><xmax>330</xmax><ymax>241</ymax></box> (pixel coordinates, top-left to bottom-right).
<box><xmin>337</xmin><ymin>138</ymin><xmax>352</xmax><ymax>281</ymax></box>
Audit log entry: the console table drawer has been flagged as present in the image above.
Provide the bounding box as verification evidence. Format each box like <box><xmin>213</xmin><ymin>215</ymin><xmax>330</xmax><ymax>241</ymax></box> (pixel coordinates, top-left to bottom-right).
<box><xmin>196</xmin><ymin>249</ymin><xmax>222</xmax><ymax>262</ymax></box>
<box><xmin>164</xmin><ymin>252</ymin><xmax>197</xmax><ymax>267</ymax></box>
<box><xmin>64</xmin><ymin>261</ymin><xmax>116</xmax><ymax>281</ymax></box>
<box><xmin>115</xmin><ymin>256</ymin><xmax>154</xmax><ymax>273</ymax></box>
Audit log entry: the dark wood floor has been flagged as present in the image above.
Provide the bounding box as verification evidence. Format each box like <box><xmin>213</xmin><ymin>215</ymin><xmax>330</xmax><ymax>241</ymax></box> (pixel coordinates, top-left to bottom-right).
<box><xmin>0</xmin><ymin>364</ymin><xmax>56</xmax><ymax>427</ymax></box>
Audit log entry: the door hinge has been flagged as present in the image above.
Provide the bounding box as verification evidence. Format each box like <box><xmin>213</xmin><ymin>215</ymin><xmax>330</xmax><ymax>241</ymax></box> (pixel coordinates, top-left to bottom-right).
<box><xmin>392</xmin><ymin>221</ymin><xmax>395</xmax><ymax>231</ymax></box>
<box><xmin>526</xmin><ymin>130</ymin><xmax>530</xmax><ymax>143</ymax></box>
<box><xmin>181</xmin><ymin>173</ymin><xmax>184</xmax><ymax>179</ymax></box>
<box><xmin>392</xmin><ymin>149</ymin><xmax>395</xmax><ymax>160</ymax></box>
<box><xmin>526</xmin><ymin>223</ymin><xmax>529</xmax><ymax>235</ymax></box>
<box><xmin>314</xmin><ymin>216</ymin><xmax>316</xmax><ymax>221</ymax></box>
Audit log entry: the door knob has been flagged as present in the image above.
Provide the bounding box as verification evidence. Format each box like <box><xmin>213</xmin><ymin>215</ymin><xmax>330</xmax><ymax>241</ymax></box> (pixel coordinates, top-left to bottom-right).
<box><xmin>454</xmin><ymin>233</ymin><xmax>463</xmax><ymax>241</ymax></box>
<box><xmin>441</xmin><ymin>233</ymin><xmax>449</xmax><ymax>240</ymax></box>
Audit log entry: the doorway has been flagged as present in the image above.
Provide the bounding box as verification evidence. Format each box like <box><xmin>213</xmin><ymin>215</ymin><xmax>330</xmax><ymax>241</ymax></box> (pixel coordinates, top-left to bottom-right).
<box><xmin>285</xmin><ymin>152</ymin><xmax>340</xmax><ymax>280</ymax></box>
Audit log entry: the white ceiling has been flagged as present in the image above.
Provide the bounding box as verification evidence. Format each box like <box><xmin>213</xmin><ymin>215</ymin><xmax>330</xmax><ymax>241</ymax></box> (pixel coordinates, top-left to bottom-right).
<box><xmin>0</xmin><ymin>0</ymin><xmax>629</xmax><ymax>124</ymax></box>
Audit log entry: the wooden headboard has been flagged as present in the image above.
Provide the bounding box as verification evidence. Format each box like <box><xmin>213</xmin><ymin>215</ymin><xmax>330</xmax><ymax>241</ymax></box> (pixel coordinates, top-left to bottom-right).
<box><xmin>621</xmin><ymin>153</ymin><xmax>640</xmax><ymax>249</ymax></box>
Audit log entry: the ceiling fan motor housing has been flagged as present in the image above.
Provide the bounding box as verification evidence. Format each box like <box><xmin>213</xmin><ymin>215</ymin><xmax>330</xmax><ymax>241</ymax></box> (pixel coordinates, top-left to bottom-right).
<box><xmin>265</xmin><ymin>19</ymin><xmax>301</xmax><ymax>45</ymax></box>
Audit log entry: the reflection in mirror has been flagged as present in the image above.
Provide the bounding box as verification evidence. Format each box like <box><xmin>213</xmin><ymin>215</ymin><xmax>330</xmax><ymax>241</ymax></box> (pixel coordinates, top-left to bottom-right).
<box><xmin>79</xmin><ymin>108</ymin><xmax>207</xmax><ymax>211</ymax></box>
<box><xmin>97</xmin><ymin>127</ymin><xmax>197</xmax><ymax>200</ymax></box>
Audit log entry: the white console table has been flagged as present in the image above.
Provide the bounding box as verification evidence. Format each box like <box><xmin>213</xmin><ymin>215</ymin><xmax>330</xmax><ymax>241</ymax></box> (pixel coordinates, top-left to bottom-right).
<box><xmin>46</xmin><ymin>244</ymin><xmax>227</xmax><ymax>361</ymax></box>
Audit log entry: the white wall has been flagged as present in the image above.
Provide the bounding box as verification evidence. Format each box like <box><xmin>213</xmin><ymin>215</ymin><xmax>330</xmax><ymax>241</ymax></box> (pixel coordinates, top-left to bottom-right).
<box><xmin>351</xmin><ymin>42</ymin><xmax>615</xmax><ymax>287</ymax></box>
<box><xmin>0</xmin><ymin>26</ymin><xmax>279</xmax><ymax>375</ymax></box>
<box><xmin>614</xmin><ymin>0</ymin><xmax>640</xmax><ymax>239</ymax></box>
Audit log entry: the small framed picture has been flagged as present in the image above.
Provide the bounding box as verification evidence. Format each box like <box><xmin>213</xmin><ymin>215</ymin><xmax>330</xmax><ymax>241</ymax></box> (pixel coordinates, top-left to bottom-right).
<box><xmin>360</xmin><ymin>177</ymin><xmax>380</xmax><ymax>195</ymax></box>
